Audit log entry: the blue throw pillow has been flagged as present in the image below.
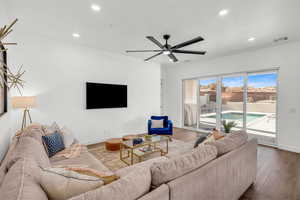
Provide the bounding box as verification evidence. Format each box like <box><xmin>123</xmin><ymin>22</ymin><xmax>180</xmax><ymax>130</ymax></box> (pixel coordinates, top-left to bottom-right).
<box><xmin>42</xmin><ymin>132</ymin><xmax>65</xmax><ymax>157</ymax></box>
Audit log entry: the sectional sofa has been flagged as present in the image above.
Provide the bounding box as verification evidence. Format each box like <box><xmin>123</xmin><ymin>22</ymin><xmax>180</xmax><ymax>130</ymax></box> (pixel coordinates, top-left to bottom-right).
<box><xmin>0</xmin><ymin>125</ymin><xmax>257</xmax><ymax>200</ymax></box>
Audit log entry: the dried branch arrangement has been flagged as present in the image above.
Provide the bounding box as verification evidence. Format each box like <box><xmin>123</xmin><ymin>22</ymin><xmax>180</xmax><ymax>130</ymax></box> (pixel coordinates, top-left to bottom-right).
<box><xmin>0</xmin><ymin>18</ymin><xmax>25</xmax><ymax>93</ymax></box>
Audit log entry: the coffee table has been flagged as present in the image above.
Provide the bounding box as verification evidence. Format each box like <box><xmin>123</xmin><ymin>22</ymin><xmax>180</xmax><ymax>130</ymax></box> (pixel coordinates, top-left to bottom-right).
<box><xmin>120</xmin><ymin>135</ymin><xmax>169</xmax><ymax>165</ymax></box>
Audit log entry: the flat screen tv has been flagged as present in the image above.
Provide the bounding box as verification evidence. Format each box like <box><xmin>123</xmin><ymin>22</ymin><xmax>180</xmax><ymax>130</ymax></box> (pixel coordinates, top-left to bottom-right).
<box><xmin>86</xmin><ymin>82</ymin><xmax>127</xmax><ymax>109</ymax></box>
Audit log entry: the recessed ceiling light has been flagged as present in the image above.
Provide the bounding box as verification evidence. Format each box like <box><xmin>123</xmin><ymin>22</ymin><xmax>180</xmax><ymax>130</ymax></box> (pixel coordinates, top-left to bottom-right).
<box><xmin>91</xmin><ymin>4</ymin><xmax>101</xmax><ymax>12</ymax></box>
<box><xmin>72</xmin><ymin>33</ymin><xmax>80</xmax><ymax>38</ymax></box>
<box><xmin>248</xmin><ymin>37</ymin><xmax>256</xmax><ymax>42</ymax></box>
<box><xmin>219</xmin><ymin>9</ymin><xmax>229</xmax><ymax>16</ymax></box>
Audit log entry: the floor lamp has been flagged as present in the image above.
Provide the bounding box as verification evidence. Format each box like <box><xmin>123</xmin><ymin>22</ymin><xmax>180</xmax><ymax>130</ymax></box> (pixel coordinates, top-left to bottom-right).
<box><xmin>12</xmin><ymin>96</ymin><xmax>37</xmax><ymax>130</ymax></box>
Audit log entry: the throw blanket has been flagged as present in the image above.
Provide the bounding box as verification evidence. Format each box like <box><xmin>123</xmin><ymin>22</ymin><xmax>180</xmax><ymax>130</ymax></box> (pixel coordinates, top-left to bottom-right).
<box><xmin>54</xmin><ymin>143</ymin><xmax>83</xmax><ymax>159</ymax></box>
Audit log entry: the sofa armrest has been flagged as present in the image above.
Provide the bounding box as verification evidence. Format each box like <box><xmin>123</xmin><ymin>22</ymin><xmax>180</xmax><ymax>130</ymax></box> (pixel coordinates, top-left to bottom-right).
<box><xmin>148</xmin><ymin>120</ymin><xmax>152</xmax><ymax>133</ymax></box>
<box><xmin>137</xmin><ymin>184</ymin><xmax>169</xmax><ymax>200</ymax></box>
<box><xmin>167</xmin><ymin>120</ymin><xmax>173</xmax><ymax>129</ymax></box>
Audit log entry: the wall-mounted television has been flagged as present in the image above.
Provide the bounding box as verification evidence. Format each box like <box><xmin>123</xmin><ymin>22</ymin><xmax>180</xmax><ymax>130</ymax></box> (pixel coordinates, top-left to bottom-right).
<box><xmin>86</xmin><ymin>82</ymin><xmax>127</xmax><ymax>109</ymax></box>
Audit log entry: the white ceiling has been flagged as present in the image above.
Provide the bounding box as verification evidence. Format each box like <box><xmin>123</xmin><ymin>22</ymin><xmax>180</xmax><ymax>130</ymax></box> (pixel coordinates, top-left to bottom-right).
<box><xmin>4</xmin><ymin>0</ymin><xmax>300</xmax><ymax>63</ymax></box>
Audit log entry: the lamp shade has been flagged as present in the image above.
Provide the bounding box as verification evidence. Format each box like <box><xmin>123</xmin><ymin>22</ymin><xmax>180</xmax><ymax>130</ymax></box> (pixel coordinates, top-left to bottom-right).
<box><xmin>12</xmin><ymin>96</ymin><xmax>37</xmax><ymax>109</ymax></box>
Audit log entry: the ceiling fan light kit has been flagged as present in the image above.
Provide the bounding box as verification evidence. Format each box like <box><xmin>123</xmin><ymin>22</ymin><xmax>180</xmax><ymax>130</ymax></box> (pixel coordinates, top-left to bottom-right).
<box><xmin>126</xmin><ymin>34</ymin><xmax>206</xmax><ymax>62</ymax></box>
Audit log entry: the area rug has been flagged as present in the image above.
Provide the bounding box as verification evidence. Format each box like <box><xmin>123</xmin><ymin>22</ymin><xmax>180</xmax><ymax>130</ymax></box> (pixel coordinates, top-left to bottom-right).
<box><xmin>88</xmin><ymin>139</ymin><xmax>194</xmax><ymax>172</ymax></box>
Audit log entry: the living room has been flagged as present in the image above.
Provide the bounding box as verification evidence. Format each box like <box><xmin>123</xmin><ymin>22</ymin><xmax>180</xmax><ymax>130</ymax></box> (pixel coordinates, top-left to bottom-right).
<box><xmin>1</xmin><ymin>0</ymin><xmax>300</xmax><ymax>200</ymax></box>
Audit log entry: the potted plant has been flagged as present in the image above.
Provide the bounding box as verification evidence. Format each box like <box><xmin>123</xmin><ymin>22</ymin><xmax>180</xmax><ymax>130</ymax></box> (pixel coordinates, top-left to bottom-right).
<box><xmin>222</xmin><ymin>120</ymin><xmax>237</xmax><ymax>133</ymax></box>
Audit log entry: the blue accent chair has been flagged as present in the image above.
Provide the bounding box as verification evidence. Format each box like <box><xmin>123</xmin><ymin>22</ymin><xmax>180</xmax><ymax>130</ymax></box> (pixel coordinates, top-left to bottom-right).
<box><xmin>148</xmin><ymin>116</ymin><xmax>173</xmax><ymax>136</ymax></box>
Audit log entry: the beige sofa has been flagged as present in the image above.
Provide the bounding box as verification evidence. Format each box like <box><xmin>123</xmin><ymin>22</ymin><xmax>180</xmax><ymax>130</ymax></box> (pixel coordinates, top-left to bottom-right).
<box><xmin>0</xmin><ymin>125</ymin><xmax>257</xmax><ymax>200</ymax></box>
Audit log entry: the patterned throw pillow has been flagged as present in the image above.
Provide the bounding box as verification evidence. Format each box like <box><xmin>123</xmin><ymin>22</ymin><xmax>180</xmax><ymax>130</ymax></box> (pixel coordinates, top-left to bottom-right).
<box><xmin>42</xmin><ymin>132</ymin><xmax>65</xmax><ymax>157</ymax></box>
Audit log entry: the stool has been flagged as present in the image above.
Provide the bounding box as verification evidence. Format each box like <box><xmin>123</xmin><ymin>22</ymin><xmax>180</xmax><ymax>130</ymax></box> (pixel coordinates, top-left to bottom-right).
<box><xmin>105</xmin><ymin>138</ymin><xmax>122</xmax><ymax>151</ymax></box>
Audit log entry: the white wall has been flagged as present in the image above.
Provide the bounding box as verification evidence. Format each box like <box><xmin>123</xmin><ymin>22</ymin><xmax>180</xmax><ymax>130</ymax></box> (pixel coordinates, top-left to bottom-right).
<box><xmin>6</xmin><ymin>33</ymin><xmax>160</xmax><ymax>146</ymax></box>
<box><xmin>162</xmin><ymin>41</ymin><xmax>300</xmax><ymax>153</ymax></box>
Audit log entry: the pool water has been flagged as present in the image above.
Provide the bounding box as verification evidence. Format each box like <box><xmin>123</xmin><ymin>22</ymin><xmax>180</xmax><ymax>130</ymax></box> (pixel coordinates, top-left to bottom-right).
<box><xmin>207</xmin><ymin>112</ymin><xmax>265</xmax><ymax>122</ymax></box>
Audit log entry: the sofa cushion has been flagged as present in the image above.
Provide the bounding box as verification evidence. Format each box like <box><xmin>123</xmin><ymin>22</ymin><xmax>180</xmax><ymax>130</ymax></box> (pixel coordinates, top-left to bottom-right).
<box><xmin>0</xmin><ymin>135</ymin><xmax>19</xmax><ymax>187</ymax></box>
<box><xmin>206</xmin><ymin>130</ymin><xmax>248</xmax><ymax>156</ymax></box>
<box><xmin>51</xmin><ymin>152</ymin><xmax>112</xmax><ymax>174</ymax></box>
<box><xmin>42</xmin><ymin>132</ymin><xmax>65</xmax><ymax>157</ymax></box>
<box><xmin>21</xmin><ymin>123</ymin><xmax>45</xmax><ymax>144</ymax></box>
<box><xmin>69</xmin><ymin>166</ymin><xmax>151</xmax><ymax>200</ymax></box>
<box><xmin>7</xmin><ymin>136</ymin><xmax>51</xmax><ymax>170</ymax></box>
<box><xmin>0</xmin><ymin>158</ymin><xmax>48</xmax><ymax>200</ymax></box>
<box><xmin>151</xmin><ymin>144</ymin><xmax>217</xmax><ymax>187</ymax></box>
<box><xmin>40</xmin><ymin>167</ymin><xmax>104</xmax><ymax>200</ymax></box>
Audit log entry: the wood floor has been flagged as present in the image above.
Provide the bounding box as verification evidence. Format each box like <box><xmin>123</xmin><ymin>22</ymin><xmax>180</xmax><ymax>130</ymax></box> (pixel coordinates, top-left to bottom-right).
<box><xmin>173</xmin><ymin>128</ymin><xmax>300</xmax><ymax>200</ymax></box>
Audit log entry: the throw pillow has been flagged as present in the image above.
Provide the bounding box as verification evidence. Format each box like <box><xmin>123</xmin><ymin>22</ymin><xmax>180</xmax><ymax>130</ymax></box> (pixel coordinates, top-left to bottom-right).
<box><xmin>40</xmin><ymin>167</ymin><xmax>104</xmax><ymax>200</ymax></box>
<box><xmin>212</xmin><ymin>129</ymin><xmax>225</xmax><ymax>140</ymax></box>
<box><xmin>60</xmin><ymin>126</ymin><xmax>75</xmax><ymax>148</ymax></box>
<box><xmin>194</xmin><ymin>135</ymin><xmax>207</xmax><ymax>148</ymax></box>
<box><xmin>151</xmin><ymin>119</ymin><xmax>164</xmax><ymax>128</ymax></box>
<box><xmin>42</xmin><ymin>132</ymin><xmax>65</xmax><ymax>157</ymax></box>
<box><xmin>42</xmin><ymin>122</ymin><xmax>61</xmax><ymax>135</ymax></box>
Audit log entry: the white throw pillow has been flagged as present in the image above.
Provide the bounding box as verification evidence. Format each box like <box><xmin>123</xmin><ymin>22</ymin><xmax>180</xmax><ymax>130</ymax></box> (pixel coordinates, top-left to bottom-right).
<box><xmin>151</xmin><ymin>119</ymin><xmax>164</xmax><ymax>128</ymax></box>
<box><xmin>60</xmin><ymin>126</ymin><xmax>75</xmax><ymax>148</ymax></box>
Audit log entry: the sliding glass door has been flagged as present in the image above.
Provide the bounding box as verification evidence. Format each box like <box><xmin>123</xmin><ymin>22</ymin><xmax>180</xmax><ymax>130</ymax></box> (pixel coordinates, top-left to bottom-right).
<box><xmin>183</xmin><ymin>69</ymin><xmax>278</xmax><ymax>145</ymax></box>
<box><xmin>221</xmin><ymin>75</ymin><xmax>245</xmax><ymax>130</ymax></box>
<box><xmin>198</xmin><ymin>78</ymin><xmax>217</xmax><ymax>131</ymax></box>
<box><xmin>246</xmin><ymin>72</ymin><xmax>277</xmax><ymax>135</ymax></box>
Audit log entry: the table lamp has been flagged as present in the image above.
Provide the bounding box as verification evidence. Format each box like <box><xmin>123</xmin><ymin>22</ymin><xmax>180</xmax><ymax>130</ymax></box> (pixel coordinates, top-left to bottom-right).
<box><xmin>12</xmin><ymin>96</ymin><xmax>37</xmax><ymax>130</ymax></box>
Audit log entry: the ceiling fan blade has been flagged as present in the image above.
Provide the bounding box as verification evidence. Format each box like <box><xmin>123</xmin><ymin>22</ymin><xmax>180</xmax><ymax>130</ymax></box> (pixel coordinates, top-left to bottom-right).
<box><xmin>172</xmin><ymin>50</ymin><xmax>206</xmax><ymax>55</ymax></box>
<box><xmin>146</xmin><ymin>36</ymin><xmax>164</xmax><ymax>49</ymax></box>
<box><xmin>144</xmin><ymin>52</ymin><xmax>163</xmax><ymax>61</ymax></box>
<box><xmin>171</xmin><ymin>36</ymin><xmax>204</xmax><ymax>50</ymax></box>
<box><xmin>168</xmin><ymin>53</ymin><xmax>178</xmax><ymax>62</ymax></box>
<box><xmin>126</xmin><ymin>50</ymin><xmax>162</xmax><ymax>53</ymax></box>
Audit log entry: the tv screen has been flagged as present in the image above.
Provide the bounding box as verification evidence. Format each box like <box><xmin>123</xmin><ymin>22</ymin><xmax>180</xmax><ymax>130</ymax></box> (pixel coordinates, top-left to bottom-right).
<box><xmin>86</xmin><ymin>82</ymin><xmax>127</xmax><ymax>109</ymax></box>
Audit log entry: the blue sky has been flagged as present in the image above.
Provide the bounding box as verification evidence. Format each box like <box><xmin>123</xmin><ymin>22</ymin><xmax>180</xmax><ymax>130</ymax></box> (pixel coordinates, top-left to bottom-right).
<box><xmin>199</xmin><ymin>73</ymin><xmax>277</xmax><ymax>88</ymax></box>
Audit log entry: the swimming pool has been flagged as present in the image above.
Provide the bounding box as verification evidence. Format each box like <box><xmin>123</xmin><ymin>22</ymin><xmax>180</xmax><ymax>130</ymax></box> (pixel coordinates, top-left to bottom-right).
<box><xmin>206</xmin><ymin>112</ymin><xmax>265</xmax><ymax>122</ymax></box>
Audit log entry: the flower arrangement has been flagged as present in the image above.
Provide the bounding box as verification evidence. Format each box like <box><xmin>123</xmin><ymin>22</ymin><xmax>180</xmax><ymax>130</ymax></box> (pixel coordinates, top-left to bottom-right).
<box><xmin>0</xmin><ymin>18</ymin><xmax>25</xmax><ymax>94</ymax></box>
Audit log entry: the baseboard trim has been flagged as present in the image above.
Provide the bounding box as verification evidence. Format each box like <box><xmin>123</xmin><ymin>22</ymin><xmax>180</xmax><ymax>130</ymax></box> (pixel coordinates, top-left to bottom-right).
<box><xmin>278</xmin><ymin>145</ymin><xmax>300</xmax><ymax>154</ymax></box>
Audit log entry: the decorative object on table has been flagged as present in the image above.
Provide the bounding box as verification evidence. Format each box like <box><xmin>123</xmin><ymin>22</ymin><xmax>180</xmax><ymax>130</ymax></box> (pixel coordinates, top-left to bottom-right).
<box><xmin>122</xmin><ymin>134</ymin><xmax>138</xmax><ymax>141</ymax></box>
<box><xmin>42</xmin><ymin>132</ymin><xmax>65</xmax><ymax>157</ymax></box>
<box><xmin>105</xmin><ymin>138</ymin><xmax>122</xmax><ymax>151</ymax></box>
<box><xmin>12</xmin><ymin>96</ymin><xmax>37</xmax><ymax>130</ymax></box>
<box><xmin>0</xmin><ymin>19</ymin><xmax>26</xmax><ymax>94</ymax></box>
<box><xmin>222</xmin><ymin>120</ymin><xmax>237</xmax><ymax>133</ymax></box>
<box><xmin>144</xmin><ymin>134</ymin><xmax>152</xmax><ymax>141</ymax></box>
<box><xmin>148</xmin><ymin>116</ymin><xmax>173</xmax><ymax>138</ymax></box>
<box><xmin>133</xmin><ymin>138</ymin><xmax>143</xmax><ymax>146</ymax></box>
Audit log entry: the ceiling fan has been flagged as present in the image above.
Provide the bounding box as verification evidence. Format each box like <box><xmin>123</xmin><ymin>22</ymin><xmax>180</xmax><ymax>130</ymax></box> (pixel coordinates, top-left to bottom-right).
<box><xmin>126</xmin><ymin>34</ymin><xmax>206</xmax><ymax>62</ymax></box>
